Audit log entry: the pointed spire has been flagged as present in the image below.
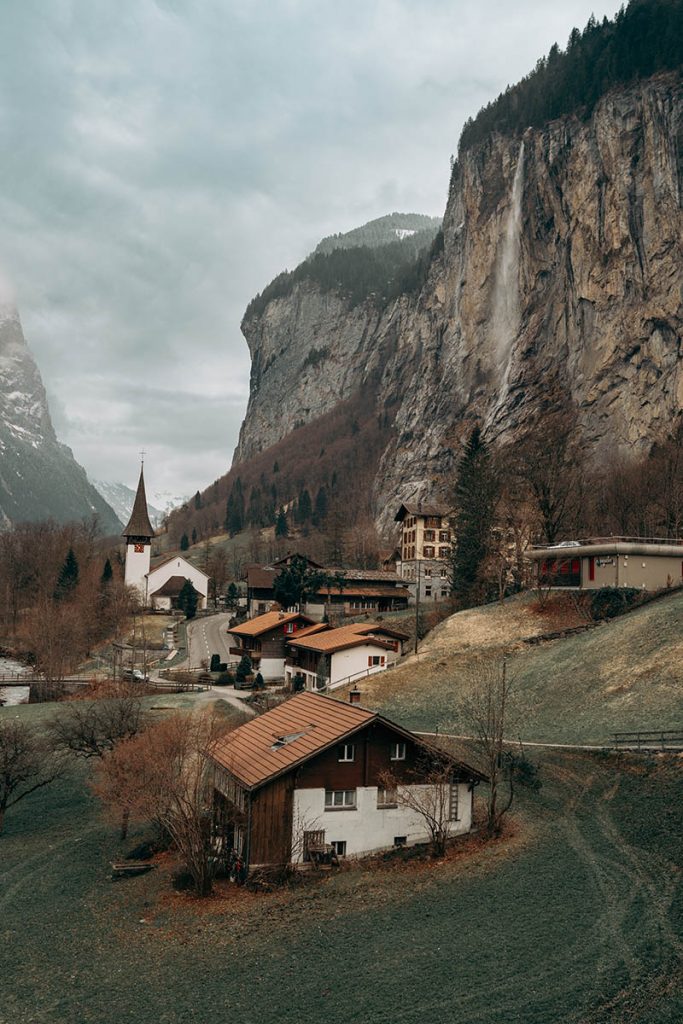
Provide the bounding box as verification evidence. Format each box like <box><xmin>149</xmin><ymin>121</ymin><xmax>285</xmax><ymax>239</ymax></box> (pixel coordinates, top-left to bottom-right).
<box><xmin>122</xmin><ymin>465</ymin><xmax>155</xmax><ymax>540</ymax></box>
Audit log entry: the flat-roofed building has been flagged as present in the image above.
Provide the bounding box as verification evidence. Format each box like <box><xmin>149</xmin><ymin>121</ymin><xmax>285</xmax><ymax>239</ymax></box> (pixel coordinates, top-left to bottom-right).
<box><xmin>527</xmin><ymin>538</ymin><xmax>683</xmax><ymax>591</ymax></box>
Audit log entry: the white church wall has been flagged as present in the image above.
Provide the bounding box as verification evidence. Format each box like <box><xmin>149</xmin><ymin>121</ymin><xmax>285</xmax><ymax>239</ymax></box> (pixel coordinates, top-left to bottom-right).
<box><xmin>147</xmin><ymin>557</ymin><xmax>209</xmax><ymax>609</ymax></box>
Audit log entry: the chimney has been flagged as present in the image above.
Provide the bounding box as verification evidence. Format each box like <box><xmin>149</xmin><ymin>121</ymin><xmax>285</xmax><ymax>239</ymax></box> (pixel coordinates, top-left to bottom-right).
<box><xmin>349</xmin><ymin>687</ymin><xmax>361</xmax><ymax>705</ymax></box>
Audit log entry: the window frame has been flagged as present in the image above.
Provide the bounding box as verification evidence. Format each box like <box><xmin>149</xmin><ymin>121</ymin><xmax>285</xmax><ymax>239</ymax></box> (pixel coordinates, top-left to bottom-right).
<box><xmin>377</xmin><ymin>786</ymin><xmax>398</xmax><ymax>808</ymax></box>
<box><xmin>390</xmin><ymin>741</ymin><xmax>406</xmax><ymax>761</ymax></box>
<box><xmin>324</xmin><ymin>789</ymin><xmax>357</xmax><ymax>810</ymax></box>
<box><xmin>330</xmin><ymin>840</ymin><xmax>347</xmax><ymax>857</ymax></box>
<box><xmin>337</xmin><ymin>743</ymin><xmax>355</xmax><ymax>763</ymax></box>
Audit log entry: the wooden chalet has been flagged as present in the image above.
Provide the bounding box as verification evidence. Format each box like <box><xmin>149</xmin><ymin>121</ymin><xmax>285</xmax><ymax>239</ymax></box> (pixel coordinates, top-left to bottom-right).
<box><xmin>285</xmin><ymin>622</ymin><xmax>409</xmax><ymax>691</ymax></box>
<box><xmin>210</xmin><ymin>691</ymin><xmax>485</xmax><ymax>871</ymax></box>
<box><xmin>226</xmin><ymin>610</ymin><xmax>322</xmax><ymax>680</ymax></box>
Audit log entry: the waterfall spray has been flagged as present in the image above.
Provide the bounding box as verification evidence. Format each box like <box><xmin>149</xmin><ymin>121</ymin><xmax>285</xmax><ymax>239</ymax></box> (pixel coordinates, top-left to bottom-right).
<box><xmin>488</xmin><ymin>141</ymin><xmax>525</xmax><ymax>423</ymax></box>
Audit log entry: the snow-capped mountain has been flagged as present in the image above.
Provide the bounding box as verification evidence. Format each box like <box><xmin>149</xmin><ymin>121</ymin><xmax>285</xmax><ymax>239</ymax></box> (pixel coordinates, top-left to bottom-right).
<box><xmin>92</xmin><ymin>479</ymin><xmax>184</xmax><ymax>529</ymax></box>
<box><xmin>0</xmin><ymin>301</ymin><xmax>121</xmax><ymax>532</ymax></box>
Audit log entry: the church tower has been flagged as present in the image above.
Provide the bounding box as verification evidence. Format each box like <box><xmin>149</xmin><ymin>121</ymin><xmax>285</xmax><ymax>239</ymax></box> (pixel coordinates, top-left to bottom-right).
<box><xmin>122</xmin><ymin>464</ymin><xmax>155</xmax><ymax>603</ymax></box>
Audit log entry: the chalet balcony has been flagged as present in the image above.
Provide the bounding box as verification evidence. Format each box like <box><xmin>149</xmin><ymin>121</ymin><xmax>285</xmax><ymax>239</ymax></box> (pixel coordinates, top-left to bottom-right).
<box><xmin>229</xmin><ymin>646</ymin><xmax>261</xmax><ymax>662</ymax></box>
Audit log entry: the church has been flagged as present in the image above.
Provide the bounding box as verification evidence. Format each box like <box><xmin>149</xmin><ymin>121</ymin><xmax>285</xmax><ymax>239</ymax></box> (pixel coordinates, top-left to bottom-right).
<box><xmin>122</xmin><ymin>466</ymin><xmax>210</xmax><ymax>610</ymax></box>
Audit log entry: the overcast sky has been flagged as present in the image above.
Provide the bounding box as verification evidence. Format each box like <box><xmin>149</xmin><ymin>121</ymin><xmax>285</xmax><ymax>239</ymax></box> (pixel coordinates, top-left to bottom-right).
<box><xmin>0</xmin><ymin>0</ymin><xmax>623</xmax><ymax>497</ymax></box>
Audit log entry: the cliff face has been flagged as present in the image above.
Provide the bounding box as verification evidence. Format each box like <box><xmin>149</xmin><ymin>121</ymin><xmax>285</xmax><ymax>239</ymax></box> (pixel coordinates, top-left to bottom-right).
<box><xmin>234</xmin><ymin>73</ymin><xmax>683</xmax><ymax>532</ymax></box>
<box><xmin>0</xmin><ymin>306</ymin><xmax>121</xmax><ymax>532</ymax></box>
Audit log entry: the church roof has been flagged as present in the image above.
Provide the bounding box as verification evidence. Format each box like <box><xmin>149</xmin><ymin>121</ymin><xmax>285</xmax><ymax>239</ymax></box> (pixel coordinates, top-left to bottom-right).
<box><xmin>122</xmin><ymin>467</ymin><xmax>155</xmax><ymax>539</ymax></box>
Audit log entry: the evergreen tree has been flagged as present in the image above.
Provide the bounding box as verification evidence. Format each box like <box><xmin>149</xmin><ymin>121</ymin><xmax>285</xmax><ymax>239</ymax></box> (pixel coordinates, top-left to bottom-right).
<box><xmin>272</xmin><ymin>555</ymin><xmax>326</xmax><ymax>609</ymax></box>
<box><xmin>191</xmin><ymin>528</ymin><xmax>197</xmax><ymax>545</ymax></box>
<box><xmin>194</xmin><ymin>491</ymin><xmax>202</xmax><ymax>510</ymax></box>
<box><xmin>100</xmin><ymin>558</ymin><xmax>113</xmax><ymax>586</ymax></box>
<box><xmin>180</xmin><ymin>533</ymin><xmax>190</xmax><ymax>551</ymax></box>
<box><xmin>313</xmin><ymin>486</ymin><xmax>328</xmax><ymax>527</ymax></box>
<box><xmin>275</xmin><ymin>508</ymin><xmax>288</xmax><ymax>538</ymax></box>
<box><xmin>177</xmin><ymin>580</ymin><xmax>199</xmax><ymax>619</ymax></box>
<box><xmin>54</xmin><ymin>547</ymin><xmax>79</xmax><ymax>601</ymax></box>
<box><xmin>297</xmin><ymin>487</ymin><xmax>313</xmax><ymax>523</ymax></box>
<box><xmin>450</xmin><ymin>427</ymin><xmax>500</xmax><ymax>603</ymax></box>
<box><xmin>224</xmin><ymin>478</ymin><xmax>245</xmax><ymax>536</ymax></box>
<box><xmin>225</xmin><ymin>582</ymin><xmax>240</xmax><ymax>611</ymax></box>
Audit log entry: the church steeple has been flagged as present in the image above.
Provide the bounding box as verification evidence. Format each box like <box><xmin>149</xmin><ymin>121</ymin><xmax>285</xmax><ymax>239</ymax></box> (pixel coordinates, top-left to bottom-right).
<box><xmin>122</xmin><ymin>465</ymin><xmax>155</xmax><ymax>541</ymax></box>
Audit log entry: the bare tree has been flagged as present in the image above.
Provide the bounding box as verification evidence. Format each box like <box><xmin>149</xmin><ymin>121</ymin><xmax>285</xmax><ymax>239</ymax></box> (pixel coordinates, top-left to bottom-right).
<box><xmin>515</xmin><ymin>407</ymin><xmax>584</xmax><ymax>544</ymax></box>
<box><xmin>49</xmin><ymin>694</ymin><xmax>147</xmax><ymax>759</ymax></box>
<box><xmin>0</xmin><ymin>718</ymin><xmax>65</xmax><ymax>834</ymax></box>
<box><xmin>380</xmin><ymin>749</ymin><xmax>460</xmax><ymax>858</ymax></box>
<box><xmin>454</xmin><ymin>661</ymin><xmax>514</xmax><ymax>837</ymax></box>
<box><xmin>93</xmin><ymin>708</ymin><xmax>234</xmax><ymax>895</ymax></box>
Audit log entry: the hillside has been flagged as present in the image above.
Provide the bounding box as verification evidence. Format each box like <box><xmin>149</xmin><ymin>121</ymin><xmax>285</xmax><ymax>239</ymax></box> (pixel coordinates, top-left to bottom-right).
<box><xmin>314</xmin><ymin>212</ymin><xmax>441</xmax><ymax>255</ymax></box>
<box><xmin>356</xmin><ymin>590</ymin><xmax>683</xmax><ymax>744</ymax></box>
<box><xmin>3</xmin><ymin>697</ymin><xmax>682</xmax><ymax>1023</ymax></box>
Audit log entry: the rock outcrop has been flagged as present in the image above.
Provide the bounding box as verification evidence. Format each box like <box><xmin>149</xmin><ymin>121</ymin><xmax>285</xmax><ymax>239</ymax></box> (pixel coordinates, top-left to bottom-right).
<box><xmin>234</xmin><ymin>72</ymin><xmax>683</xmax><ymax>533</ymax></box>
<box><xmin>0</xmin><ymin>304</ymin><xmax>121</xmax><ymax>531</ymax></box>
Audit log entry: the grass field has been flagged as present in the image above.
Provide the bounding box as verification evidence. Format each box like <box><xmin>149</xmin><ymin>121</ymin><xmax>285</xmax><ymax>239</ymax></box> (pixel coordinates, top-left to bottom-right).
<box><xmin>2</xmin><ymin>697</ymin><xmax>682</xmax><ymax>1024</ymax></box>
<box><xmin>357</xmin><ymin>590</ymin><xmax>683</xmax><ymax>743</ymax></box>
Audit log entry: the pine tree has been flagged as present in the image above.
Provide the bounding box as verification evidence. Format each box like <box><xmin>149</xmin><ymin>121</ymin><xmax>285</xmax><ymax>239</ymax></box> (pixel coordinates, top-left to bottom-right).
<box><xmin>275</xmin><ymin>508</ymin><xmax>288</xmax><ymax>538</ymax></box>
<box><xmin>193</xmin><ymin>491</ymin><xmax>202</xmax><ymax>510</ymax></box>
<box><xmin>451</xmin><ymin>427</ymin><xmax>500</xmax><ymax>603</ymax></box>
<box><xmin>180</xmin><ymin>533</ymin><xmax>190</xmax><ymax>551</ymax></box>
<box><xmin>191</xmin><ymin>528</ymin><xmax>197</xmax><ymax>545</ymax></box>
<box><xmin>313</xmin><ymin>486</ymin><xmax>328</xmax><ymax>527</ymax></box>
<box><xmin>100</xmin><ymin>558</ymin><xmax>113</xmax><ymax>585</ymax></box>
<box><xmin>224</xmin><ymin>478</ymin><xmax>245</xmax><ymax>536</ymax></box>
<box><xmin>177</xmin><ymin>580</ymin><xmax>198</xmax><ymax>619</ymax></box>
<box><xmin>54</xmin><ymin>547</ymin><xmax>79</xmax><ymax>601</ymax></box>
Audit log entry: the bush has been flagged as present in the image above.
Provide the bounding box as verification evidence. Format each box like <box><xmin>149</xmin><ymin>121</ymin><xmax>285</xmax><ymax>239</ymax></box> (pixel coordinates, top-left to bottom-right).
<box><xmin>216</xmin><ymin>672</ymin><xmax>235</xmax><ymax>687</ymax></box>
<box><xmin>590</xmin><ymin>587</ymin><xmax>641</xmax><ymax>621</ymax></box>
<box><xmin>235</xmin><ymin>654</ymin><xmax>252</xmax><ymax>682</ymax></box>
<box><xmin>209</xmin><ymin>654</ymin><xmax>221</xmax><ymax>672</ymax></box>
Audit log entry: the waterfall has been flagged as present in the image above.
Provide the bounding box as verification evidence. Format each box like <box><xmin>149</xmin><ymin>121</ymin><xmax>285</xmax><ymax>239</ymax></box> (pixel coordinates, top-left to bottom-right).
<box><xmin>488</xmin><ymin>141</ymin><xmax>525</xmax><ymax>422</ymax></box>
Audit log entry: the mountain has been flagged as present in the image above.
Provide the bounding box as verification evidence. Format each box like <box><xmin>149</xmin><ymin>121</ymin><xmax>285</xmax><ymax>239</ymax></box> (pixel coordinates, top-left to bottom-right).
<box><xmin>314</xmin><ymin>213</ymin><xmax>441</xmax><ymax>255</ymax></box>
<box><xmin>0</xmin><ymin>303</ymin><xmax>121</xmax><ymax>533</ymax></box>
<box><xmin>92</xmin><ymin>480</ymin><xmax>171</xmax><ymax>529</ymax></box>
<box><xmin>171</xmin><ymin>1</ymin><xmax>683</xmax><ymax>542</ymax></box>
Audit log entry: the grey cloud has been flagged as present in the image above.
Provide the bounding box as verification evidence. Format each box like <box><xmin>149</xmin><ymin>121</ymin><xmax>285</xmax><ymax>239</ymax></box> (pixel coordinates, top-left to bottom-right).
<box><xmin>0</xmin><ymin>0</ymin><xmax>623</xmax><ymax>493</ymax></box>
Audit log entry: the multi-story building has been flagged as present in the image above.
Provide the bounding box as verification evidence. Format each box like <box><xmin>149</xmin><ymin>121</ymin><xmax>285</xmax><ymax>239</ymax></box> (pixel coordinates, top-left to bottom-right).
<box><xmin>394</xmin><ymin>502</ymin><xmax>452</xmax><ymax>602</ymax></box>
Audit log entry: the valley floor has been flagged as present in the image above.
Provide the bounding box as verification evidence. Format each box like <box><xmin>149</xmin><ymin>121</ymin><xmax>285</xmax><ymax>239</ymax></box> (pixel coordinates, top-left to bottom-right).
<box><xmin>1</xmin><ymin>698</ymin><xmax>682</xmax><ymax>1024</ymax></box>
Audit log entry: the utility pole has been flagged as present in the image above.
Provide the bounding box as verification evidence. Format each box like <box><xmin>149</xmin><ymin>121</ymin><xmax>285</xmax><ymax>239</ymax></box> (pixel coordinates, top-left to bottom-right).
<box><xmin>414</xmin><ymin>559</ymin><xmax>421</xmax><ymax>656</ymax></box>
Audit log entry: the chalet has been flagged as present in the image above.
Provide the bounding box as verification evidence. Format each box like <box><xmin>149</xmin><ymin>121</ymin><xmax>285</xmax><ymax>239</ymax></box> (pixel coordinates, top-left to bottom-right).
<box><xmin>244</xmin><ymin>559</ymin><xmax>409</xmax><ymax>619</ymax></box>
<box><xmin>527</xmin><ymin>538</ymin><xmax>683</xmax><ymax>591</ymax></box>
<box><xmin>284</xmin><ymin>622</ymin><xmax>404</xmax><ymax>691</ymax></box>
<box><xmin>395</xmin><ymin>503</ymin><xmax>452</xmax><ymax>602</ymax></box>
<box><xmin>210</xmin><ymin>691</ymin><xmax>486</xmax><ymax>869</ymax></box>
<box><xmin>227</xmin><ymin>610</ymin><xmax>322</xmax><ymax>681</ymax></box>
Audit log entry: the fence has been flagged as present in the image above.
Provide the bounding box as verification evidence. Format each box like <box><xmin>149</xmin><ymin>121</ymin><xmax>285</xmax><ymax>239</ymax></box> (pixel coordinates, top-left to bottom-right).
<box><xmin>613</xmin><ymin>730</ymin><xmax>683</xmax><ymax>752</ymax></box>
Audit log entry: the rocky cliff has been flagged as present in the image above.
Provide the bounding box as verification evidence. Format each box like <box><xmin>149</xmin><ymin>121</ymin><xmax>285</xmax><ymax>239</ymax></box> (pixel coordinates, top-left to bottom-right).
<box><xmin>232</xmin><ymin>71</ymin><xmax>682</xmax><ymax>534</ymax></box>
<box><xmin>0</xmin><ymin>304</ymin><xmax>121</xmax><ymax>532</ymax></box>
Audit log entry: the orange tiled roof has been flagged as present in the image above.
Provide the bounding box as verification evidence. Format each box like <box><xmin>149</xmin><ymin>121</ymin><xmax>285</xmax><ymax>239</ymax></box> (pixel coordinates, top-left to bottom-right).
<box><xmin>210</xmin><ymin>691</ymin><xmax>375</xmax><ymax>789</ymax></box>
<box><xmin>228</xmin><ymin>611</ymin><xmax>313</xmax><ymax>638</ymax></box>
<box><xmin>286</xmin><ymin>624</ymin><xmax>394</xmax><ymax>654</ymax></box>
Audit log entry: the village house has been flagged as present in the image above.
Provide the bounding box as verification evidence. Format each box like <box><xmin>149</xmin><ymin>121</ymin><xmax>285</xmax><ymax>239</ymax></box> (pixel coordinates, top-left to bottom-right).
<box><xmin>284</xmin><ymin>622</ymin><xmax>407</xmax><ymax>691</ymax></box>
<box><xmin>527</xmin><ymin>538</ymin><xmax>683</xmax><ymax>591</ymax></box>
<box><xmin>226</xmin><ymin>610</ymin><xmax>323</xmax><ymax>681</ymax></box>
<box><xmin>395</xmin><ymin>503</ymin><xmax>453</xmax><ymax>602</ymax></box>
<box><xmin>210</xmin><ymin>691</ymin><xmax>486</xmax><ymax>870</ymax></box>
<box><xmin>244</xmin><ymin>558</ymin><xmax>409</xmax><ymax>619</ymax></box>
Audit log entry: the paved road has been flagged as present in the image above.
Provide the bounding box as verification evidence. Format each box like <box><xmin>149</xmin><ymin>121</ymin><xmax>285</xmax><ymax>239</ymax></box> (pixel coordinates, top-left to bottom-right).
<box><xmin>185</xmin><ymin>613</ymin><xmax>234</xmax><ymax>670</ymax></box>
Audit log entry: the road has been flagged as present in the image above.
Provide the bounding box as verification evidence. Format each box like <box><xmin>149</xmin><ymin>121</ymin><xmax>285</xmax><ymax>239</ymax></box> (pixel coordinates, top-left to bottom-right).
<box><xmin>185</xmin><ymin>613</ymin><xmax>234</xmax><ymax>670</ymax></box>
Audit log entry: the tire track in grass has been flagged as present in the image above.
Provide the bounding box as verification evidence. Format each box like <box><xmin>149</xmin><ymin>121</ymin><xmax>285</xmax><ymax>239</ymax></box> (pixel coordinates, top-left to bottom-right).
<box><xmin>0</xmin><ymin>824</ymin><xmax>100</xmax><ymax>912</ymax></box>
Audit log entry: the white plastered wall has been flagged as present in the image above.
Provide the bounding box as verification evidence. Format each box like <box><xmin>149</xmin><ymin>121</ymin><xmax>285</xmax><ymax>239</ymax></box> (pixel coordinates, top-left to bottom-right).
<box><xmin>147</xmin><ymin>556</ymin><xmax>209</xmax><ymax>609</ymax></box>
<box><xmin>291</xmin><ymin>783</ymin><xmax>472</xmax><ymax>861</ymax></box>
<box><xmin>124</xmin><ymin>543</ymin><xmax>151</xmax><ymax>599</ymax></box>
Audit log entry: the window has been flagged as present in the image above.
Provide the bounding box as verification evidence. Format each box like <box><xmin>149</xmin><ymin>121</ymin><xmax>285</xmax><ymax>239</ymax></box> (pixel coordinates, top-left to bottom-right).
<box><xmin>424</xmin><ymin>568</ymin><xmax>432</xmax><ymax>578</ymax></box>
<box><xmin>390</xmin><ymin>742</ymin><xmax>406</xmax><ymax>761</ymax></box>
<box><xmin>425</xmin><ymin>586</ymin><xmax>432</xmax><ymax>597</ymax></box>
<box><xmin>325</xmin><ymin>789</ymin><xmax>356</xmax><ymax>810</ymax></box>
<box><xmin>449</xmin><ymin>784</ymin><xmax>459</xmax><ymax>821</ymax></box>
<box><xmin>439</xmin><ymin>531</ymin><xmax>450</xmax><ymax>542</ymax></box>
<box><xmin>330</xmin><ymin>840</ymin><xmax>346</xmax><ymax>857</ymax></box>
<box><xmin>439</xmin><ymin>547</ymin><xmax>450</xmax><ymax>559</ymax></box>
<box><xmin>368</xmin><ymin>655</ymin><xmax>385</xmax><ymax>667</ymax></box>
<box><xmin>423</xmin><ymin>546</ymin><xmax>435</xmax><ymax>558</ymax></box>
<box><xmin>423</xmin><ymin>529</ymin><xmax>435</xmax><ymax>541</ymax></box>
<box><xmin>393</xmin><ymin>836</ymin><xmax>407</xmax><ymax>846</ymax></box>
<box><xmin>285</xmin><ymin>622</ymin><xmax>295</xmax><ymax>633</ymax></box>
<box><xmin>440</xmin><ymin>568</ymin><xmax>448</xmax><ymax>579</ymax></box>
<box><xmin>377</xmin><ymin>786</ymin><xmax>398</xmax><ymax>808</ymax></box>
<box><xmin>338</xmin><ymin>743</ymin><xmax>355</xmax><ymax>762</ymax></box>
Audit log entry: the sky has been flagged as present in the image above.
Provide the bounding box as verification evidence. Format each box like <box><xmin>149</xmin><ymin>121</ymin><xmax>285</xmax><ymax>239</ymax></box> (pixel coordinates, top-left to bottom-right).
<box><xmin>0</xmin><ymin>0</ymin><xmax>624</xmax><ymax>497</ymax></box>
